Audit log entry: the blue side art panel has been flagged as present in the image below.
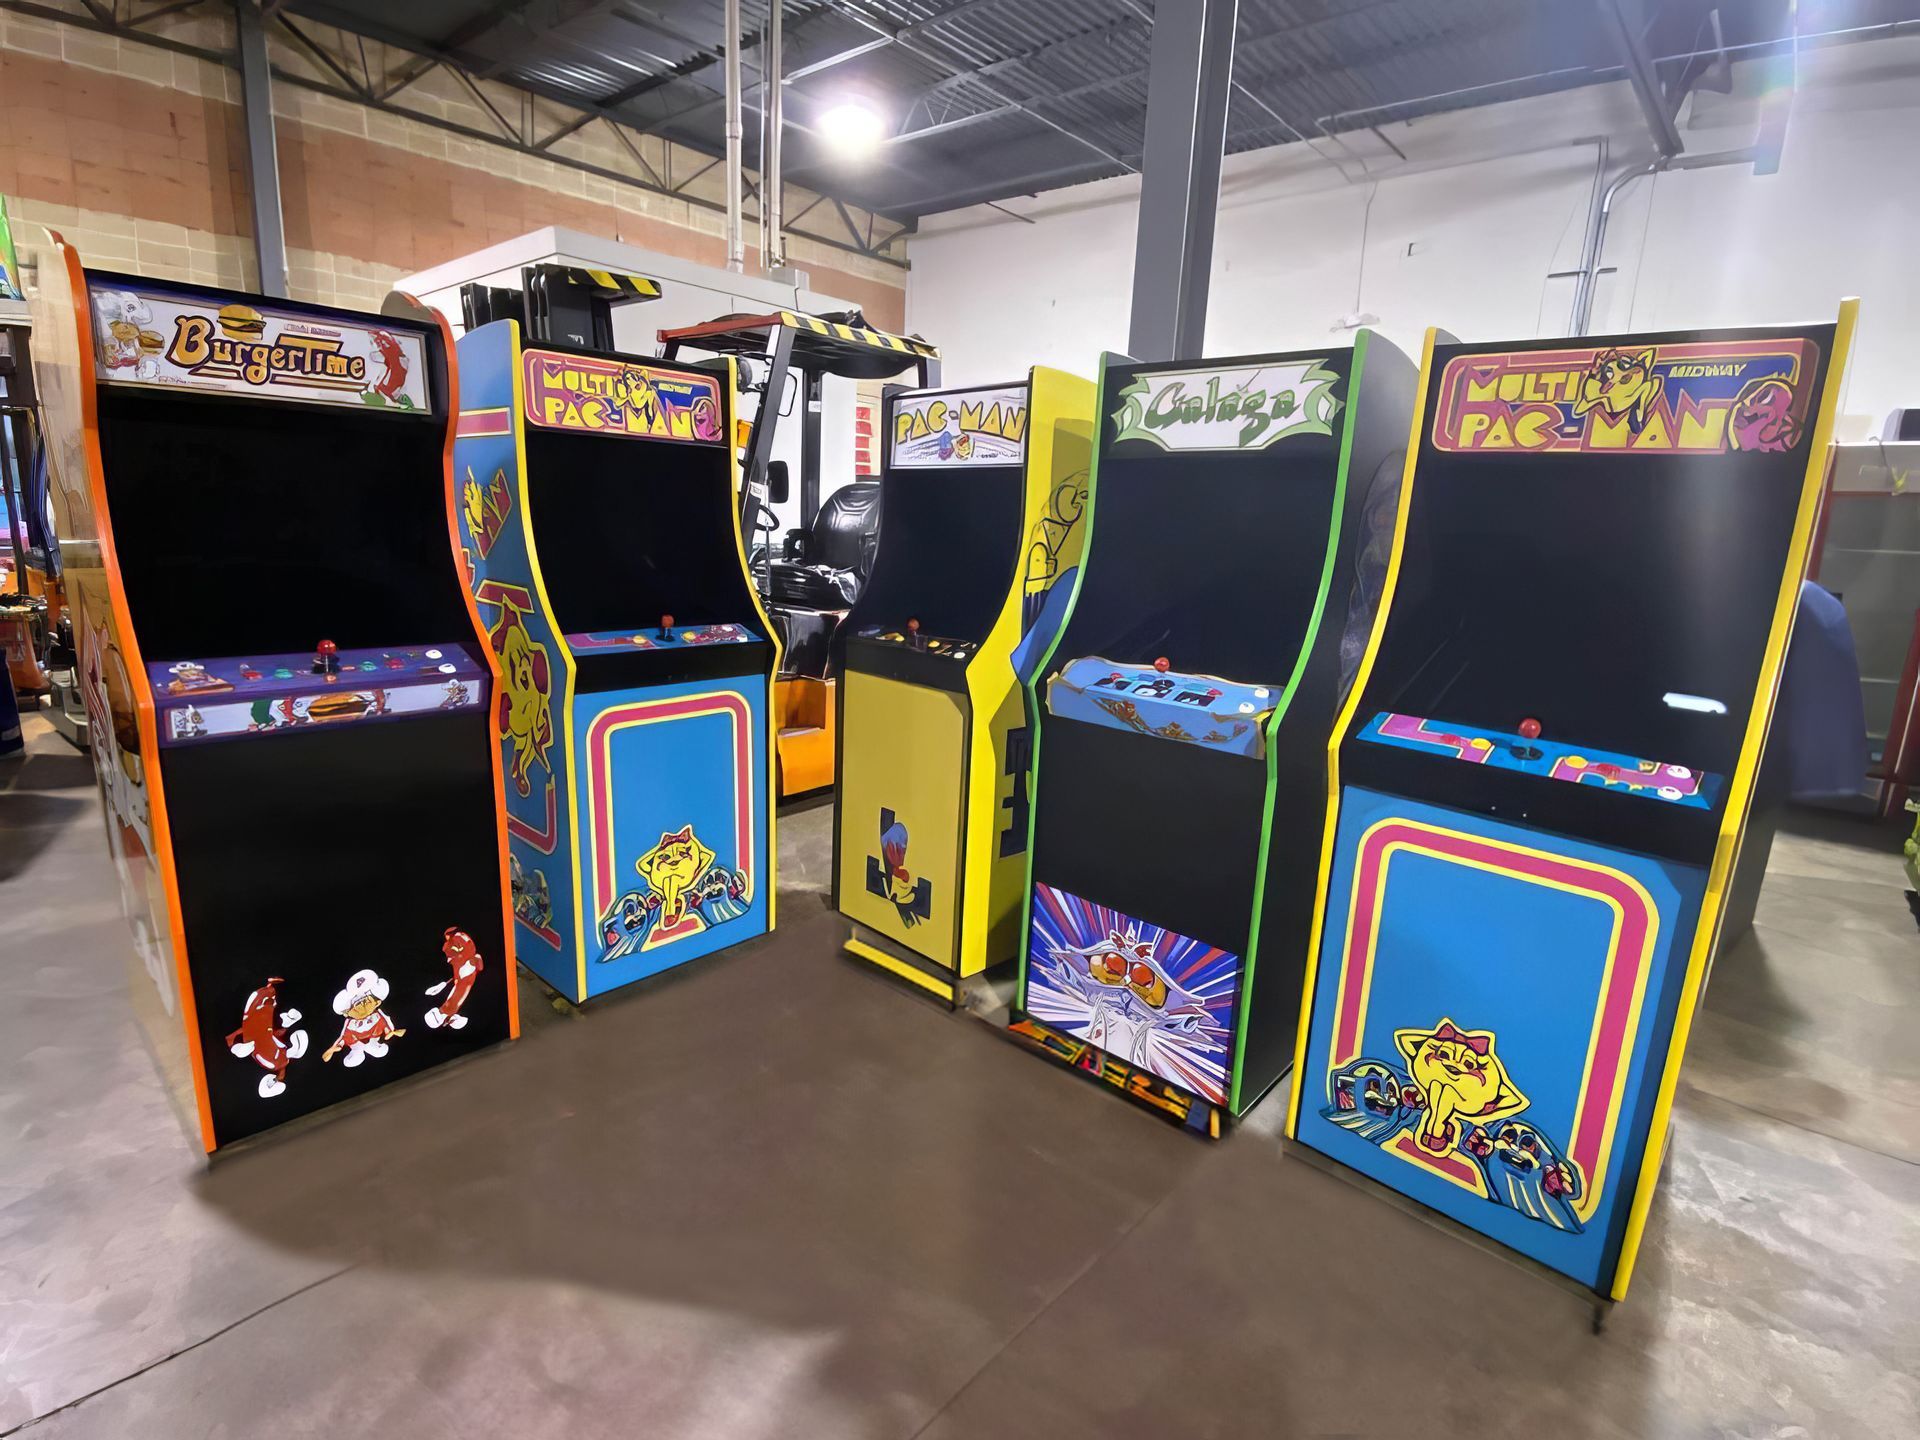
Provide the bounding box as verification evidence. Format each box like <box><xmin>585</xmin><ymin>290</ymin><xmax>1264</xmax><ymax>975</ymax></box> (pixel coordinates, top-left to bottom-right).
<box><xmin>454</xmin><ymin>321</ymin><xmax>578</xmax><ymax>997</ymax></box>
<box><xmin>571</xmin><ymin>674</ymin><xmax>769</xmax><ymax>997</ymax></box>
<box><xmin>1294</xmin><ymin>787</ymin><xmax>1705</xmax><ymax>1292</ymax></box>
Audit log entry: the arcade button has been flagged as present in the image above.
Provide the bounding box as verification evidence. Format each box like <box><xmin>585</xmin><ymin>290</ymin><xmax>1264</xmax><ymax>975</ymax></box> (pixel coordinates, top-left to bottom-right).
<box><xmin>359</xmin><ymin>660</ymin><xmax>377</xmax><ymax>672</ymax></box>
<box><xmin>384</xmin><ymin>657</ymin><xmax>405</xmax><ymax>669</ymax></box>
<box><xmin>425</xmin><ymin>649</ymin><xmax>442</xmax><ymax>659</ymax></box>
<box><xmin>272</xmin><ymin>667</ymin><xmax>293</xmax><ymax>679</ymax></box>
<box><xmin>239</xmin><ymin>666</ymin><xmax>261</xmax><ymax>681</ymax></box>
<box><xmin>312</xmin><ymin>639</ymin><xmax>339</xmax><ymax>676</ymax></box>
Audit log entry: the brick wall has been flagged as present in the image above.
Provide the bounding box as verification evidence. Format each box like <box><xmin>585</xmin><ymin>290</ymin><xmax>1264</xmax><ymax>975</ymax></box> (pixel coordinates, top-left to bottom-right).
<box><xmin>0</xmin><ymin>4</ymin><xmax>908</xmax><ymax>326</ymax></box>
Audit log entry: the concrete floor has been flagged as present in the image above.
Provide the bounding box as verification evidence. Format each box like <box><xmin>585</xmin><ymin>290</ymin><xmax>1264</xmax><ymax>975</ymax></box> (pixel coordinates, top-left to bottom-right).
<box><xmin>3</xmin><ymin>712</ymin><xmax>1917</xmax><ymax>1439</ymax></box>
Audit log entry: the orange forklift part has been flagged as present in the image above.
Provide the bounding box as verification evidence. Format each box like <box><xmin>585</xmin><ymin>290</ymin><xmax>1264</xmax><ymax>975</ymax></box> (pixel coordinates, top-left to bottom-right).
<box><xmin>776</xmin><ymin>676</ymin><xmax>836</xmax><ymax>798</ymax></box>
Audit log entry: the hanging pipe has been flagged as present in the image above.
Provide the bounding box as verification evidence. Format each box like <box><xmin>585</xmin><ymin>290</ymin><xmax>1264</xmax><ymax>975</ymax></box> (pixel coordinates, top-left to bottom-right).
<box><xmin>724</xmin><ymin>0</ymin><xmax>745</xmax><ymax>273</ymax></box>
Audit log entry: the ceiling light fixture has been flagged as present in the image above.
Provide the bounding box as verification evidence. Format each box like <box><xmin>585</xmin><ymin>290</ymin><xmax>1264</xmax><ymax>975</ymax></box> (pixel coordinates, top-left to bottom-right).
<box><xmin>817</xmin><ymin>100</ymin><xmax>887</xmax><ymax>158</ymax></box>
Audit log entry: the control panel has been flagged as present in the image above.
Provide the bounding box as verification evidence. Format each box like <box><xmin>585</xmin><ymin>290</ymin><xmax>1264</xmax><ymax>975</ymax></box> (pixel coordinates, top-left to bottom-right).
<box><xmin>1358</xmin><ymin>711</ymin><xmax>1720</xmax><ymax>809</ymax></box>
<box><xmin>149</xmin><ymin>641</ymin><xmax>486</xmax><ymax>746</ymax></box>
<box><xmin>1047</xmin><ymin>655</ymin><xmax>1275</xmax><ymax>759</ymax></box>
<box><xmin>564</xmin><ymin>617</ymin><xmax>760</xmax><ymax>653</ymax></box>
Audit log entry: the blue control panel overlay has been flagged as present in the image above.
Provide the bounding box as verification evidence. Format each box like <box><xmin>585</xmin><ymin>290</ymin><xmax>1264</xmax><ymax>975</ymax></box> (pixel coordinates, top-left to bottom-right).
<box><xmin>565</xmin><ymin>621</ymin><xmax>760</xmax><ymax>653</ymax></box>
<box><xmin>1358</xmin><ymin>712</ymin><xmax>1719</xmax><ymax>810</ymax></box>
<box><xmin>1047</xmin><ymin>655</ymin><xmax>1275</xmax><ymax>759</ymax></box>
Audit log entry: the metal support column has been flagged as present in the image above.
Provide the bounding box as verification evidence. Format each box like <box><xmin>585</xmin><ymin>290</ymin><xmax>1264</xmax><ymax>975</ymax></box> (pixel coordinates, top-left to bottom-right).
<box><xmin>1127</xmin><ymin>0</ymin><xmax>1238</xmax><ymax>363</ymax></box>
<box><xmin>234</xmin><ymin>1</ymin><xmax>289</xmax><ymax>298</ymax></box>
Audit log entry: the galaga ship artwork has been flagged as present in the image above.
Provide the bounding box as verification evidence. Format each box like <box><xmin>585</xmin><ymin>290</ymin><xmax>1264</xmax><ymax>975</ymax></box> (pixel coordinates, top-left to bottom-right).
<box><xmin>1025</xmin><ymin>884</ymin><xmax>1240</xmax><ymax>1106</ymax></box>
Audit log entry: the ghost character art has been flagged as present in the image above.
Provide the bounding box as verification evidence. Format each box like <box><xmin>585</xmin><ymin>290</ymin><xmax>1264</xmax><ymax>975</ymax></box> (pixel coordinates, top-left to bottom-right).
<box><xmin>596</xmin><ymin>824</ymin><xmax>748</xmax><ymax>962</ymax></box>
<box><xmin>1316</xmin><ymin>1016</ymin><xmax>1586</xmax><ymax>1233</ymax></box>
<box><xmin>1729</xmin><ymin>375</ymin><xmax>1802</xmax><ymax>453</ymax></box>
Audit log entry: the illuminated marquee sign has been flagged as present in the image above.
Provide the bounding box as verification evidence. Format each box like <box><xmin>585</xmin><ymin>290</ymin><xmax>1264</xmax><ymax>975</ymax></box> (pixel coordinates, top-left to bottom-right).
<box><xmin>1110</xmin><ymin>360</ymin><xmax>1343</xmax><ymax>452</ymax></box>
<box><xmin>1431</xmin><ymin>338</ymin><xmax>1818</xmax><ymax>456</ymax></box>
<box><xmin>891</xmin><ymin>384</ymin><xmax>1027</xmax><ymax>468</ymax></box>
<box><xmin>89</xmin><ymin>284</ymin><xmax>430</xmax><ymax>410</ymax></box>
<box><xmin>521</xmin><ymin>350</ymin><xmax>722</xmax><ymax>444</ymax></box>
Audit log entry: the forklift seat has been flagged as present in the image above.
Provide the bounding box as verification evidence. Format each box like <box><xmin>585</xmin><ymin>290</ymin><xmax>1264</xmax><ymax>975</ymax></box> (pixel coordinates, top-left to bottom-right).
<box><xmin>767</xmin><ymin>483</ymin><xmax>880</xmax><ymax>611</ymax></box>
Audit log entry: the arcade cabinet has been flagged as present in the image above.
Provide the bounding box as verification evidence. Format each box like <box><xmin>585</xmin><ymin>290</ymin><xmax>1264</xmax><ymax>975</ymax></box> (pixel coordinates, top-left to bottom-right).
<box><xmin>832</xmin><ymin>371</ymin><xmax>1095</xmax><ymax>1003</ymax></box>
<box><xmin>1289</xmin><ymin>311</ymin><xmax>1857</xmax><ymax>1303</ymax></box>
<box><xmin>1013</xmin><ymin>338</ymin><xmax>1417</xmax><ymax>1135</ymax></box>
<box><xmin>660</xmin><ymin>309</ymin><xmax>939</xmax><ymax>797</ymax></box>
<box><xmin>29</xmin><ymin>233</ymin><xmax>516</xmax><ymax>1152</ymax></box>
<box><xmin>454</xmin><ymin>267</ymin><xmax>778</xmax><ymax>1003</ymax></box>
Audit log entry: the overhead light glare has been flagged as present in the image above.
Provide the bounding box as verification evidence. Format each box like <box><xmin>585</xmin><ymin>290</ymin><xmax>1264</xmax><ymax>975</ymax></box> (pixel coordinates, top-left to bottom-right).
<box><xmin>819</xmin><ymin>100</ymin><xmax>887</xmax><ymax>158</ymax></box>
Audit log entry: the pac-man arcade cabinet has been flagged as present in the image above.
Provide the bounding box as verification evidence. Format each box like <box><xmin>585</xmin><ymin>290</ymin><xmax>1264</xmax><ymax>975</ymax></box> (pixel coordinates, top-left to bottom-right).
<box><xmin>31</xmin><ymin>232</ymin><xmax>515</xmax><ymax>1152</ymax></box>
<box><xmin>832</xmin><ymin>370</ymin><xmax>1095</xmax><ymax>1003</ymax></box>
<box><xmin>1014</xmin><ymin>338</ymin><xmax>1417</xmax><ymax>1135</ymax></box>
<box><xmin>454</xmin><ymin>267</ymin><xmax>777</xmax><ymax>1003</ymax></box>
<box><xmin>1289</xmin><ymin>311</ymin><xmax>1856</xmax><ymax>1301</ymax></box>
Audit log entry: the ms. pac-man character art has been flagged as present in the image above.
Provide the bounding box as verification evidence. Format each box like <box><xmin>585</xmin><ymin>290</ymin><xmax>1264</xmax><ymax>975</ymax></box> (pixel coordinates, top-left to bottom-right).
<box><xmin>454</xmin><ymin>267</ymin><xmax>777</xmax><ymax>1003</ymax></box>
<box><xmin>833</xmin><ymin>371</ymin><xmax>1094</xmax><ymax>1003</ymax></box>
<box><xmin>1289</xmin><ymin>312</ymin><xmax>1858</xmax><ymax>1301</ymax></box>
<box><xmin>1013</xmin><ymin>336</ymin><xmax>1418</xmax><ymax>1135</ymax></box>
<box><xmin>30</xmin><ymin>233</ymin><xmax>516</xmax><ymax>1153</ymax></box>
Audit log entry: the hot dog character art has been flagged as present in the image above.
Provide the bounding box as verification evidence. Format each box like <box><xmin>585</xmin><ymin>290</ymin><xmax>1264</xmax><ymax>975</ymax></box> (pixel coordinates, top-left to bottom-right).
<box><xmin>225</xmin><ymin>977</ymin><xmax>308</xmax><ymax>1098</ymax></box>
<box><xmin>367</xmin><ymin>329</ymin><xmax>414</xmax><ymax>408</ymax></box>
<box><xmin>424</xmin><ymin>927</ymin><xmax>483</xmax><ymax>1030</ymax></box>
<box><xmin>322</xmin><ymin>968</ymin><xmax>405</xmax><ymax>1067</ymax></box>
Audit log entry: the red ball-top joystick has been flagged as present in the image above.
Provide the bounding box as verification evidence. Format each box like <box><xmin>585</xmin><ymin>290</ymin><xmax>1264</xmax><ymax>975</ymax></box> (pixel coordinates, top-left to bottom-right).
<box><xmin>1153</xmin><ymin>656</ymin><xmax>1170</xmax><ymax>674</ymax></box>
<box><xmin>907</xmin><ymin>618</ymin><xmax>922</xmax><ymax>647</ymax></box>
<box><xmin>313</xmin><ymin>638</ymin><xmax>339</xmax><ymax>676</ymax></box>
<box><xmin>659</xmin><ymin>613</ymin><xmax>674</xmax><ymax>640</ymax></box>
<box><xmin>1518</xmin><ymin>716</ymin><xmax>1542</xmax><ymax>740</ymax></box>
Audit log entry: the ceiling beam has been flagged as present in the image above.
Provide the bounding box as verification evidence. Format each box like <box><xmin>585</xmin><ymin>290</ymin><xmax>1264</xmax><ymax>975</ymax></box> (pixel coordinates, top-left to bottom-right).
<box><xmin>1596</xmin><ymin>0</ymin><xmax>1686</xmax><ymax>156</ymax></box>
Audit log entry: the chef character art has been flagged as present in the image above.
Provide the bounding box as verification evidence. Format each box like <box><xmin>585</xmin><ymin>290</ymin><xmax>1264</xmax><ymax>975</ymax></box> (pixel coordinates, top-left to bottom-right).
<box><xmin>322</xmin><ymin>967</ymin><xmax>405</xmax><ymax>1067</ymax></box>
<box><xmin>225</xmin><ymin>977</ymin><xmax>307</xmax><ymax>1098</ymax></box>
<box><xmin>424</xmin><ymin>927</ymin><xmax>483</xmax><ymax>1030</ymax></box>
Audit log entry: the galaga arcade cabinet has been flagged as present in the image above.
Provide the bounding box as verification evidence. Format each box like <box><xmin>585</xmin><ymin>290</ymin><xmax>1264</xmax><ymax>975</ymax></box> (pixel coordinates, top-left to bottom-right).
<box><xmin>660</xmin><ymin>309</ymin><xmax>939</xmax><ymax>798</ymax></box>
<box><xmin>1014</xmin><ymin>339</ymin><xmax>1416</xmax><ymax>1135</ymax></box>
<box><xmin>454</xmin><ymin>269</ymin><xmax>777</xmax><ymax>1004</ymax></box>
<box><xmin>31</xmin><ymin>234</ymin><xmax>515</xmax><ymax>1153</ymax></box>
<box><xmin>833</xmin><ymin>371</ymin><xmax>1095</xmax><ymax>1003</ymax></box>
<box><xmin>1289</xmin><ymin>311</ymin><xmax>1856</xmax><ymax>1304</ymax></box>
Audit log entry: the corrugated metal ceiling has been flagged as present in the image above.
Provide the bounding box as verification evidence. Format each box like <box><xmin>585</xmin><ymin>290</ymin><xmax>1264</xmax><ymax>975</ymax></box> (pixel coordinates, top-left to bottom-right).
<box><xmin>285</xmin><ymin>0</ymin><xmax>1920</xmax><ymax>222</ymax></box>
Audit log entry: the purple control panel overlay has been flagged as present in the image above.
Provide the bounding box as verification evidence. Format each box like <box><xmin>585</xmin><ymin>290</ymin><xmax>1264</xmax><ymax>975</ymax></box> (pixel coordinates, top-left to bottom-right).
<box><xmin>565</xmin><ymin>622</ymin><xmax>760</xmax><ymax>652</ymax></box>
<box><xmin>149</xmin><ymin>644</ymin><xmax>487</xmax><ymax>746</ymax></box>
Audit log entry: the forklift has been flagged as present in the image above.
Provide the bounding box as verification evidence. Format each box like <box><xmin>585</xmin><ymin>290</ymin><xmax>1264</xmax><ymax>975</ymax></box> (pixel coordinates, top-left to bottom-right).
<box><xmin>660</xmin><ymin>308</ymin><xmax>939</xmax><ymax>799</ymax></box>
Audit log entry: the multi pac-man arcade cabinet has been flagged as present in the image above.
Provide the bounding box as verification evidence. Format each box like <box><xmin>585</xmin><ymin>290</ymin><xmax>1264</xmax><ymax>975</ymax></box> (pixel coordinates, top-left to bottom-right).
<box><xmin>1289</xmin><ymin>310</ymin><xmax>1856</xmax><ymax>1301</ymax></box>
<box><xmin>1013</xmin><ymin>338</ymin><xmax>1416</xmax><ymax>1134</ymax></box>
<box><xmin>31</xmin><ymin>233</ymin><xmax>515</xmax><ymax>1152</ymax></box>
<box><xmin>454</xmin><ymin>271</ymin><xmax>777</xmax><ymax>1004</ymax></box>
<box><xmin>833</xmin><ymin>371</ymin><xmax>1094</xmax><ymax>1002</ymax></box>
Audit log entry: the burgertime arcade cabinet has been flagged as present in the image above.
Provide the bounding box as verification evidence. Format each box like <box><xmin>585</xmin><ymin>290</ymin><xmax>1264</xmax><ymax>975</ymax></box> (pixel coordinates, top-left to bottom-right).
<box><xmin>832</xmin><ymin>370</ymin><xmax>1095</xmax><ymax>1003</ymax></box>
<box><xmin>454</xmin><ymin>269</ymin><xmax>777</xmax><ymax>1003</ymax></box>
<box><xmin>1289</xmin><ymin>310</ymin><xmax>1856</xmax><ymax>1304</ymax></box>
<box><xmin>30</xmin><ymin>232</ymin><xmax>516</xmax><ymax>1152</ymax></box>
<box><xmin>1014</xmin><ymin>337</ymin><xmax>1416</xmax><ymax>1134</ymax></box>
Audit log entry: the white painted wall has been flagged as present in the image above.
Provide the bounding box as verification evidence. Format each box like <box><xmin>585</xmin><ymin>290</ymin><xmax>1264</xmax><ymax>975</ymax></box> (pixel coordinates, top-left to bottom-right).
<box><xmin>907</xmin><ymin>34</ymin><xmax>1920</xmax><ymax>436</ymax></box>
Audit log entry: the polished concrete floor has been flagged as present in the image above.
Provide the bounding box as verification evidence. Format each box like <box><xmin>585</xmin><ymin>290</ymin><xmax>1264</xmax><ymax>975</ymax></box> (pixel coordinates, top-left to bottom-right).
<box><xmin>3</xmin><ymin>713</ymin><xmax>1917</xmax><ymax>1439</ymax></box>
